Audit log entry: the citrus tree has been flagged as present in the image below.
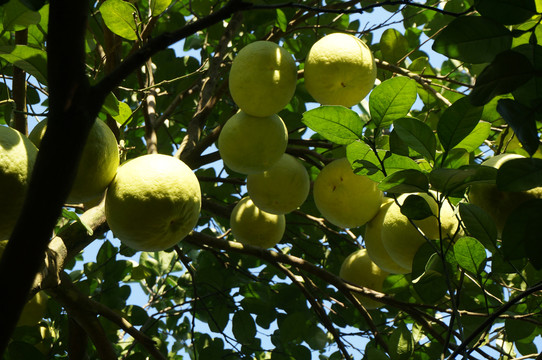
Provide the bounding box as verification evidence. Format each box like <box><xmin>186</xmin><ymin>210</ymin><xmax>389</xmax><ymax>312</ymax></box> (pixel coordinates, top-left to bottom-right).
<box><xmin>1</xmin><ymin>0</ymin><xmax>542</xmax><ymax>359</ymax></box>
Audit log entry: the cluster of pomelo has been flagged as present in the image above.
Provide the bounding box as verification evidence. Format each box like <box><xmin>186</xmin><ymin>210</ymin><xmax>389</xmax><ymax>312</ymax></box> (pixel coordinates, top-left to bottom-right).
<box><xmin>221</xmin><ymin>40</ymin><xmax>308</xmax><ymax>249</ymax></box>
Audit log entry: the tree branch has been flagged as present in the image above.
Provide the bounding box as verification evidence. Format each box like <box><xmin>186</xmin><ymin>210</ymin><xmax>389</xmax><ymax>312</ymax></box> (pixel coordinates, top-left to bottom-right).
<box><xmin>184</xmin><ymin>231</ymin><xmax>443</xmax><ymax>346</ymax></box>
<box><xmin>275</xmin><ymin>263</ymin><xmax>354</xmax><ymax>358</ymax></box>
<box><xmin>0</xmin><ymin>0</ymin><xmax>93</xmax><ymax>352</ymax></box>
<box><xmin>12</xmin><ymin>29</ymin><xmax>28</xmax><ymax>135</ymax></box>
<box><xmin>448</xmin><ymin>281</ymin><xmax>542</xmax><ymax>359</ymax></box>
<box><xmin>92</xmin><ymin>0</ymin><xmax>253</xmax><ymax>102</ymax></box>
<box><xmin>49</xmin><ymin>272</ymin><xmax>168</xmax><ymax>360</ymax></box>
<box><xmin>251</xmin><ymin>0</ymin><xmax>473</xmax><ymax>17</ymax></box>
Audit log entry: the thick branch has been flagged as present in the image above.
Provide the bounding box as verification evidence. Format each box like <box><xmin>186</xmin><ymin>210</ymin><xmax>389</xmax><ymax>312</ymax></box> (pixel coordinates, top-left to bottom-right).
<box><xmin>48</xmin><ymin>274</ymin><xmax>118</xmax><ymax>360</ymax></box>
<box><xmin>33</xmin><ymin>201</ymin><xmax>109</xmax><ymax>293</ymax></box>
<box><xmin>0</xmin><ymin>0</ymin><xmax>92</xmax><ymax>352</ymax></box>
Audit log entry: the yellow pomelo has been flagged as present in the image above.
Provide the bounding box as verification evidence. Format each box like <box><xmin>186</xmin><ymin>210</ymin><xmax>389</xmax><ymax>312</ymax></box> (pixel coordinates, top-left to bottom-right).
<box><xmin>230</xmin><ymin>197</ymin><xmax>286</xmax><ymax>248</ymax></box>
<box><xmin>381</xmin><ymin>192</ymin><xmax>460</xmax><ymax>272</ymax></box>
<box><xmin>229</xmin><ymin>41</ymin><xmax>297</xmax><ymax>117</ymax></box>
<box><xmin>105</xmin><ymin>154</ymin><xmax>201</xmax><ymax>251</ymax></box>
<box><xmin>469</xmin><ymin>153</ymin><xmax>542</xmax><ymax>236</ymax></box>
<box><xmin>364</xmin><ymin>198</ymin><xmax>410</xmax><ymax>274</ymax></box>
<box><xmin>0</xmin><ymin>125</ymin><xmax>38</xmax><ymax>239</ymax></box>
<box><xmin>218</xmin><ymin>111</ymin><xmax>288</xmax><ymax>174</ymax></box>
<box><xmin>313</xmin><ymin>158</ymin><xmax>383</xmax><ymax>228</ymax></box>
<box><xmin>246</xmin><ymin>153</ymin><xmax>310</xmax><ymax>214</ymax></box>
<box><xmin>304</xmin><ymin>33</ymin><xmax>377</xmax><ymax>107</ymax></box>
<box><xmin>0</xmin><ymin>240</ymin><xmax>48</xmax><ymax>327</ymax></box>
<box><xmin>29</xmin><ymin>119</ymin><xmax>119</xmax><ymax>204</ymax></box>
<box><xmin>339</xmin><ymin>248</ymin><xmax>389</xmax><ymax>310</ymax></box>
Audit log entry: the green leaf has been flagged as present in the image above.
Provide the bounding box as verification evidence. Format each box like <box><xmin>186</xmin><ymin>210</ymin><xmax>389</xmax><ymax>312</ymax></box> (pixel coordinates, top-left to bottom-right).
<box><xmin>453</xmin><ymin>236</ymin><xmax>487</xmax><ymax>274</ymax></box>
<box><xmin>511</xmin><ymin>44</ymin><xmax>542</xmax><ymax>107</ymax></box>
<box><xmin>437</xmin><ymin>97</ymin><xmax>483</xmax><ymax>152</ymax></box>
<box><xmin>436</xmin><ymin>148</ymin><xmax>470</xmax><ymax>169</ymax></box>
<box><xmin>97</xmin><ymin>240</ymin><xmax>116</xmax><ymax>265</ymax></box>
<box><xmin>393</xmin><ymin>117</ymin><xmax>436</xmax><ymax>161</ymax></box>
<box><xmin>453</xmin><ymin>121</ymin><xmax>491</xmax><ymax>152</ymax></box>
<box><xmin>365</xmin><ymin>347</ymin><xmax>391</xmax><ymax>360</ymax></box>
<box><xmin>378</xmin><ymin>169</ymin><xmax>429</xmax><ymax>194</ymax></box>
<box><xmin>369</xmin><ymin>77</ymin><xmax>417</xmax><ymax>129</ymax></box>
<box><xmin>475</xmin><ymin>0</ymin><xmax>537</xmax><ymax>25</ymax></box>
<box><xmin>232</xmin><ymin>310</ymin><xmax>256</xmax><ymax>345</ymax></box>
<box><xmin>207</xmin><ymin>303</ymin><xmax>230</xmax><ymax>334</ymax></box>
<box><xmin>346</xmin><ymin>141</ymin><xmax>383</xmax><ymax>178</ymax></box>
<box><xmin>380</xmin><ymin>28</ymin><xmax>409</xmax><ymax>64</ymax></box>
<box><xmin>275</xmin><ymin>9</ymin><xmax>288</xmax><ymax>32</ymax></box>
<box><xmin>103</xmin><ymin>93</ymin><xmax>133</xmax><ymax>125</ymax></box>
<box><xmin>501</xmin><ymin>199</ymin><xmax>542</xmax><ymax>268</ymax></box>
<box><xmin>496</xmin><ymin>99</ymin><xmax>540</xmax><ymax>156</ymax></box>
<box><xmin>2</xmin><ymin>0</ymin><xmax>40</xmax><ymax>30</ymax></box>
<box><xmin>61</xmin><ymin>209</ymin><xmax>93</xmax><ymax>236</ymax></box>
<box><xmin>411</xmin><ymin>243</ymin><xmax>448</xmax><ymax>303</ymax></box>
<box><xmin>0</xmin><ymin>45</ymin><xmax>47</xmax><ymax>84</ymax></box>
<box><xmin>432</xmin><ymin>16</ymin><xmax>512</xmax><ymax>64</ymax></box>
<box><xmin>100</xmin><ymin>0</ymin><xmax>139</xmax><ymax>41</ymax></box>
<box><xmin>150</xmin><ymin>0</ymin><xmax>171</xmax><ymax>16</ymax></box>
<box><xmin>458</xmin><ymin>203</ymin><xmax>497</xmax><ymax>253</ymax></box>
<box><xmin>18</xmin><ymin>0</ymin><xmax>46</xmax><ymax>11</ymax></box>
<box><xmin>497</xmin><ymin>157</ymin><xmax>542</xmax><ymax>191</ymax></box>
<box><xmin>381</xmin><ymin>152</ymin><xmax>421</xmax><ymax>175</ymax></box>
<box><xmin>302</xmin><ymin>106</ymin><xmax>363</xmax><ymax>145</ymax></box>
<box><xmin>469</xmin><ymin>50</ymin><xmax>536</xmax><ymax>106</ymax></box>
<box><xmin>505</xmin><ymin>318</ymin><xmax>536</xmax><ymax>341</ymax></box>
<box><xmin>430</xmin><ymin>165</ymin><xmax>498</xmax><ymax>196</ymax></box>
<box><xmin>400</xmin><ymin>194</ymin><xmax>433</xmax><ymax>220</ymax></box>
<box><xmin>389</xmin><ymin>323</ymin><xmax>414</xmax><ymax>360</ymax></box>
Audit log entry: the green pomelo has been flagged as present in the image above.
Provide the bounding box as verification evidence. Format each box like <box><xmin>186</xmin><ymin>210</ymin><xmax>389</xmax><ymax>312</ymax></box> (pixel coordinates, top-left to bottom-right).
<box><xmin>29</xmin><ymin>119</ymin><xmax>119</xmax><ymax>204</ymax></box>
<box><xmin>105</xmin><ymin>154</ymin><xmax>201</xmax><ymax>251</ymax></box>
<box><xmin>304</xmin><ymin>33</ymin><xmax>376</xmax><ymax>107</ymax></box>
<box><xmin>339</xmin><ymin>248</ymin><xmax>389</xmax><ymax>310</ymax></box>
<box><xmin>469</xmin><ymin>153</ymin><xmax>542</xmax><ymax>236</ymax></box>
<box><xmin>364</xmin><ymin>198</ymin><xmax>410</xmax><ymax>274</ymax></box>
<box><xmin>229</xmin><ymin>41</ymin><xmax>297</xmax><ymax>117</ymax></box>
<box><xmin>0</xmin><ymin>126</ymin><xmax>38</xmax><ymax>239</ymax></box>
<box><xmin>313</xmin><ymin>158</ymin><xmax>383</xmax><ymax>228</ymax></box>
<box><xmin>218</xmin><ymin>111</ymin><xmax>288</xmax><ymax>174</ymax></box>
<box><xmin>381</xmin><ymin>192</ymin><xmax>460</xmax><ymax>272</ymax></box>
<box><xmin>246</xmin><ymin>153</ymin><xmax>310</xmax><ymax>214</ymax></box>
<box><xmin>230</xmin><ymin>197</ymin><xmax>286</xmax><ymax>248</ymax></box>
